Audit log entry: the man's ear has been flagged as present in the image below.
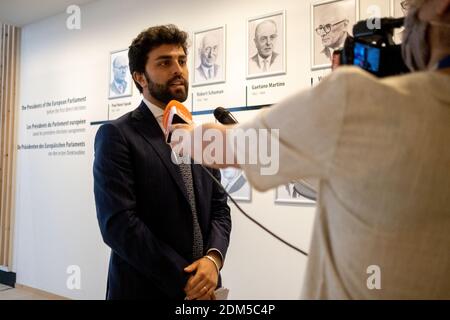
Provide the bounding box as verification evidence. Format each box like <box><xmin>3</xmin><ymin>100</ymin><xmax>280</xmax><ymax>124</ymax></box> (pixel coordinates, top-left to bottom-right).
<box><xmin>132</xmin><ymin>72</ymin><xmax>147</xmax><ymax>89</ymax></box>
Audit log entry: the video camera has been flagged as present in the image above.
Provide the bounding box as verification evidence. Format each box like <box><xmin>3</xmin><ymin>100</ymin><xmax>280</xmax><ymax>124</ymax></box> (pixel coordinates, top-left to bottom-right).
<box><xmin>337</xmin><ymin>17</ymin><xmax>410</xmax><ymax>77</ymax></box>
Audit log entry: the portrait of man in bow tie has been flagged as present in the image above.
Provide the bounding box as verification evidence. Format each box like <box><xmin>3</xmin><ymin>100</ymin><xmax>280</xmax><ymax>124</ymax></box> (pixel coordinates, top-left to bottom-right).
<box><xmin>247</xmin><ymin>11</ymin><xmax>285</xmax><ymax>78</ymax></box>
<box><xmin>193</xmin><ymin>26</ymin><xmax>225</xmax><ymax>85</ymax></box>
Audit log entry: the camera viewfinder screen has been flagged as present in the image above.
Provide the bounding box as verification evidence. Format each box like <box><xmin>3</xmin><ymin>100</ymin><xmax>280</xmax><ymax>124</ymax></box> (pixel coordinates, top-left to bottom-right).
<box><xmin>354</xmin><ymin>42</ymin><xmax>380</xmax><ymax>73</ymax></box>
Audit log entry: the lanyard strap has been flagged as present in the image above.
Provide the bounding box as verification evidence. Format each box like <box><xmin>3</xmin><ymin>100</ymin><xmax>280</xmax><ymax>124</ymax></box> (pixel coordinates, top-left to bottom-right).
<box><xmin>437</xmin><ymin>55</ymin><xmax>450</xmax><ymax>70</ymax></box>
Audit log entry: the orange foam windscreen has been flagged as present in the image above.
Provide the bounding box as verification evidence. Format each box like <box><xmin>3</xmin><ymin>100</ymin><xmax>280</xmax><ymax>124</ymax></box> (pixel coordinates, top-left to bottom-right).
<box><xmin>162</xmin><ymin>100</ymin><xmax>193</xmax><ymax>131</ymax></box>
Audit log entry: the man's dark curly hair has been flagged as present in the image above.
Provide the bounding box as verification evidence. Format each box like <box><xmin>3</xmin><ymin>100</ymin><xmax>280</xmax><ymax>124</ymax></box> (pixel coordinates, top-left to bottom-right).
<box><xmin>128</xmin><ymin>24</ymin><xmax>189</xmax><ymax>93</ymax></box>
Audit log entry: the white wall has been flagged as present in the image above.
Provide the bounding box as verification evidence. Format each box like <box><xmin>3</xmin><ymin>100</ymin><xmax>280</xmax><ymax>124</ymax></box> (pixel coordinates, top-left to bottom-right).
<box><xmin>14</xmin><ymin>0</ymin><xmax>323</xmax><ymax>299</ymax></box>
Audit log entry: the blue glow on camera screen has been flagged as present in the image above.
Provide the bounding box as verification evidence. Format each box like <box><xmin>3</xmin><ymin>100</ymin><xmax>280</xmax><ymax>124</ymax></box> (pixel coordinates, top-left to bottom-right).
<box><xmin>354</xmin><ymin>42</ymin><xmax>381</xmax><ymax>73</ymax></box>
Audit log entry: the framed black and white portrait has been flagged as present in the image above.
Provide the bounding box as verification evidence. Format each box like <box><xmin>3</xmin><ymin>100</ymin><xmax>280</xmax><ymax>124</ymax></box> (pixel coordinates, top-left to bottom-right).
<box><xmin>109</xmin><ymin>49</ymin><xmax>132</xmax><ymax>99</ymax></box>
<box><xmin>311</xmin><ymin>0</ymin><xmax>357</xmax><ymax>69</ymax></box>
<box><xmin>247</xmin><ymin>10</ymin><xmax>286</xmax><ymax>79</ymax></box>
<box><xmin>220</xmin><ymin>168</ymin><xmax>251</xmax><ymax>202</ymax></box>
<box><xmin>193</xmin><ymin>26</ymin><xmax>226</xmax><ymax>86</ymax></box>
<box><xmin>275</xmin><ymin>182</ymin><xmax>316</xmax><ymax>205</ymax></box>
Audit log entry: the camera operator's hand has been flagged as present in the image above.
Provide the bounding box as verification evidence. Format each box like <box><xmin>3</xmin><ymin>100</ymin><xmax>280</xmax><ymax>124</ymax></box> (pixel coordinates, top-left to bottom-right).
<box><xmin>170</xmin><ymin>123</ymin><xmax>239</xmax><ymax>169</ymax></box>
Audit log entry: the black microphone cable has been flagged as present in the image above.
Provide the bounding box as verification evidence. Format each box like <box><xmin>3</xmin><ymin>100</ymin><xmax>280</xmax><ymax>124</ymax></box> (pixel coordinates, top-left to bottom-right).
<box><xmin>200</xmin><ymin>166</ymin><xmax>309</xmax><ymax>257</ymax></box>
<box><xmin>210</xmin><ymin>107</ymin><xmax>310</xmax><ymax>256</ymax></box>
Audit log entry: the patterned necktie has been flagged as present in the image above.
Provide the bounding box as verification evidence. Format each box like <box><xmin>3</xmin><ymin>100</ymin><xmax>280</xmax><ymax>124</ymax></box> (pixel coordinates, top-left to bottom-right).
<box><xmin>178</xmin><ymin>163</ymin><xmax>204</xmax><ymax>260</ymax></box>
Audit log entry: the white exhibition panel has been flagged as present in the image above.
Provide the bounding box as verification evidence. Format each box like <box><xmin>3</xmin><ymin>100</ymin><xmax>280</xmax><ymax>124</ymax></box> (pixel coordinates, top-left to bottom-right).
<box><xmin>13</xmin><ymin>0</ymin><xmax>389</xmax><ymax>299</ymax></box>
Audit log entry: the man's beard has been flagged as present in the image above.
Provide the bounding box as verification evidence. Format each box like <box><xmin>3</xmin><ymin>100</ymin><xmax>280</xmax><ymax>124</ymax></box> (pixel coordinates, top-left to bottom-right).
<box><xmin>145</xmin><ymin>72</ymin><xmax>189</xmax><ymax>104</ymax></box>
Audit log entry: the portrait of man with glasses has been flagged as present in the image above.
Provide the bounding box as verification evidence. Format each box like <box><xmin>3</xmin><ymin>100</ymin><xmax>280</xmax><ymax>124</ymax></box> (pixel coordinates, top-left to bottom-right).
<box><xmin>312</xmin><ymin>0</ymin><xmax>356</xmax><ymax>67</ymax></box>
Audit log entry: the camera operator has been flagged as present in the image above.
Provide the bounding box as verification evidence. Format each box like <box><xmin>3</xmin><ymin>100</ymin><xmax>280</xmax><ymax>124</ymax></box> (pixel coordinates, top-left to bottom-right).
<box><xmin>172</xmin><ymin>0</ymin><xmax>450</xmax><ymax>299</ymax></box>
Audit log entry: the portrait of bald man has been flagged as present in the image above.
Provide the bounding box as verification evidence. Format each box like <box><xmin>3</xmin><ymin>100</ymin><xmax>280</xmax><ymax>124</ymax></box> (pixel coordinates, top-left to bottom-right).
<box><xmin>194</xmin><ymin>27</ymin><xmax>225</xmax><ymax>85</ymax></box>
<box><xmin>109</xmin><ymin>50</ymin><xmax>132</xmax><ymax>98</ymax></box>
<box><xmin>313</xmin><ymin>0</ymin><xmax>356</xmax><ymax>67</ymax></box>
<box><xmin>247</xmin><ymin>12</ymin><xmax>285</xmax><ymax>77</ymax></box>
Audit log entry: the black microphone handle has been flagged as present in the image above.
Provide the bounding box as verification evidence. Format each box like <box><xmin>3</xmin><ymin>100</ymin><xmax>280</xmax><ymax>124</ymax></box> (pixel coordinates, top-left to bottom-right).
<box><xmin>219</xmin><ymin>115</ymin><xmax>237</xmax><ymax>125</ymax></box>
<box><xmin>214</xmin><ymin>107</ymin><xmax>238</xmax><ymax>125</ymax></box>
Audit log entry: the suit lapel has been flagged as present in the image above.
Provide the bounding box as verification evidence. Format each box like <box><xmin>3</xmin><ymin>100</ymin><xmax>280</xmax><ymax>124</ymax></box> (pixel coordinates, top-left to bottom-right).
<box><xmin>252</xmin><ymin>55</ymin><xmax>261</xmax><ymax>68</ymax></box>
<box><xmin>131</xmin><ymin>102</ymin><xmax>190</xmax><ymax>205</ymax></box>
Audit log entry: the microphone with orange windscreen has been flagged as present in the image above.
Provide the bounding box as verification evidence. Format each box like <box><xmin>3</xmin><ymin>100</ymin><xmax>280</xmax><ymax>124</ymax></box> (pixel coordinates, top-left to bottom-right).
<box><xmin>164</xmin><ymin>104</ymin><xmax>310</xmax><ymax>255</ymax></box>
<box><xmin>162</xmin><ymin>100</ymin><xmax>193</xmax><ymax>143</ymax></box>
